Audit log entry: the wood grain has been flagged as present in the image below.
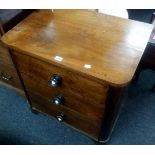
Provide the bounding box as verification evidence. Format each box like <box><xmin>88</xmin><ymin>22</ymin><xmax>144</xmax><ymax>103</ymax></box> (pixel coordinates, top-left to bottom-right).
<box><xmin>21</xmin><ymin>72</ymin><xmax>106</xmax><ymax>121</ymax></box>
<box><xmin>13</xmin><ymin>51</ymin><xmax>109</xmax><ymax>107</ymax></box>
<box><xmin>29</xmin><ymin>90</ymin><xmax>102</xmax><ymax>140</ymax></box>
<box><xmin>2</xmin><ymin>10</ymin><xmax>153</xmax><ymax>86</ymax></box>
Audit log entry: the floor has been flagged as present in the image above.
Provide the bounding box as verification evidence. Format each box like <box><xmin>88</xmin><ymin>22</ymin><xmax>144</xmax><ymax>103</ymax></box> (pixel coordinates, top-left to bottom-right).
<box><xmin>0</xmin><ymin>70</ymin><xmax>155</xmax><ymax>144</ymax></box>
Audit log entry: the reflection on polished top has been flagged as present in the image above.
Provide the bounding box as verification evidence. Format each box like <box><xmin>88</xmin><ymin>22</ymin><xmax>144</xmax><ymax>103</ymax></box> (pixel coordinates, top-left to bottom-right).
<box><xmin>2</xmin><ymin>10</ymin><xmax>153</xmax><ymax>86</ymax></box>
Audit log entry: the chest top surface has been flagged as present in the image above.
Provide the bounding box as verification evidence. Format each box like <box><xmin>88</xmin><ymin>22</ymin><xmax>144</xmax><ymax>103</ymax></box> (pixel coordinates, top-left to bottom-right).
<box><xmin>1</xmin><ymin>10</ymin><xmax>153</xmax><ymax>87</ymax></box>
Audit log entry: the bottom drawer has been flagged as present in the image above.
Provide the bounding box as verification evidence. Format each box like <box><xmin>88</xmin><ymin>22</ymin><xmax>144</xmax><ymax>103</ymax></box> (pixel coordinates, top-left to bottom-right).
<box><xmin>0</xmin><ymin>63</ymin><xmax>23</xmax><ymax>89</ymax></box>
<box><xmin>29</xmin><ymin>91</ymin><xmax>102</xmax><ymax>140</ymax></box>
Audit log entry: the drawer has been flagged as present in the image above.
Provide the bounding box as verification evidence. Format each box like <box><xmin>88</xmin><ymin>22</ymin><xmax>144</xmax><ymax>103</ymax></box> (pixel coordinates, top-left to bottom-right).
<box><xmin>29</xmin><ymin>91</ymin><xmax>102</xmax><ymax>140</ymax></box>
<box><xmin>21</xmin><ymin>73</ymin><xmax>105</xmax><ymax>121</ymax></box>
<box><xmin>13</xmin><ymin>52</ymin><xmax>109</xmax><ymax>107</ymax></box>
<box><xmin>0</xmin><ymin>63</ymin><xmax>23</xmax><ymax>89</ymax></box>
<box><xmin>0</xmin><ymin>42</ymin><xmax>14</xmax><ymax>66</ymax></box>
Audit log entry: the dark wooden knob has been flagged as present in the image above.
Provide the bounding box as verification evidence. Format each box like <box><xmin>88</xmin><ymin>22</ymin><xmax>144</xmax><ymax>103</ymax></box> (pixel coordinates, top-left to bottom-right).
<box><xmin>57</xmin><ymin>112</ymin><xmax>65</xmax><ymax>122</ymax></box>
<box><xmin>49</xmin><ymin>74</ymin><xmax>62</xmax><ymax>87</ymax></box>
<box><xmin>53</xmin><ymin>95</ymin><xmax>64</xmax><ymax>105</ymax></box>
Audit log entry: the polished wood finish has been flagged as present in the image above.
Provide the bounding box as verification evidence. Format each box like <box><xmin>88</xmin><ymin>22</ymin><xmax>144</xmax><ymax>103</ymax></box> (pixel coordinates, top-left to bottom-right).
<box><xmin>12</xmin><ymin>51</ymin><xmax>108</xmax><ymax>139</ymax></box>
<box><xmin>1</xmin><ymin>10</ymin><xmax>152</xmax><ymax>87</ymax></box>
<box><xmin>13</xmin><ymin>52</ymin><xmax>109</xmax><ymax>107</ymax></box>
<box><xmin>2</xmin><ymin>10</ymin><xmax>153</xmax><ymax>143</ymax></box>
<box><xmin>99</xmin><ymin>86</ymin><xmax>127</xmax><ymax>142</ymax></box>
<box><xmin>29</xmin><ymin>90</ymin><xmax>102</xmax><ymax>139</ymax></box>
<box><xmin>21</xmin><ymin>73</ymin><xmax>106</xmax><ymax>121</ymax></box>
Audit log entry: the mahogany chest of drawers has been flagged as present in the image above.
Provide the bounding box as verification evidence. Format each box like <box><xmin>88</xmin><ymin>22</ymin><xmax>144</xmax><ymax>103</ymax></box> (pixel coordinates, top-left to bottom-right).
<box><xmin>2</xmin><ymin>10</ymin><xmax>153</xmax><ymax>143</ymax></box>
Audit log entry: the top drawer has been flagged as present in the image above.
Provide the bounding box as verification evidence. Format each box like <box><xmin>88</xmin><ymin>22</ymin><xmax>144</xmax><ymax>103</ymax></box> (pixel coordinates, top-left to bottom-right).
<box><xmin>13</xmin><ymin>51</ymin><xmax>109</xmax><ymax>106</ymax></box>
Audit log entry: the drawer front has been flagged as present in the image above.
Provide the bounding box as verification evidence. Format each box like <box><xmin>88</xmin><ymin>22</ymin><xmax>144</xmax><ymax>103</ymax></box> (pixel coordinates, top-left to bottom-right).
<box><xmin>29</xmin><ymin>91</ymin><xmax>102</xmax><ymax>140</ymax></box>
<box><xmin>21</xmin><ymin>73</ymin><xmax>105</xmax><ymax>122</ymax></box>
<box><xmin>13</xmin><ymin>52</ymin><xmax>109</xmax><ymax>107</ymax></box>
<box><xmin>0</xmin><ymin>63</ymin><xmax>22</xmax><ymax>89</ymax></box>
<box><xmin>0</xmin><ymin>42</ymin><xmax>14</xmax><ymax>66</ymax></box>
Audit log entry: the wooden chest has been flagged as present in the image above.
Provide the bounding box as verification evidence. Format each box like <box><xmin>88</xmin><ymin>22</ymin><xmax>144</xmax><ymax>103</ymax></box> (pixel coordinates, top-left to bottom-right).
<box><xmin>2</xmin><ymin>10</ymin><xmax>153</xmax><ymax>143</ymax></box>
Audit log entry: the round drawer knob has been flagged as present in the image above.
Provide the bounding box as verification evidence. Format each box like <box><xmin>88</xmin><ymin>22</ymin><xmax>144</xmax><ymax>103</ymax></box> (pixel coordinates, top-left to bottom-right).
<box><xmin>53</xmin><ymin>95</ymin><xmax>64</xmax><ymax>105</ymax></box>
<box><xmin>57</xmin><ymin>112</ymin><xmax>65</xmax><ymax>122</ymax></box>
<box><xmin>49</xmin><ymin>74</ymin><xmax>62</xmax><ymax>87</ymax></box>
